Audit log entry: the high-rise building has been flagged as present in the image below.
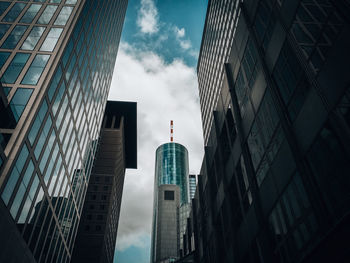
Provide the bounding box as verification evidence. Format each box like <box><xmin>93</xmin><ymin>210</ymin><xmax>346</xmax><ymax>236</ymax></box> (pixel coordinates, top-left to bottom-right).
<box><xmin>151</xmin><ymin>142</ymin><xmax>189</xmax><ymax>263</ymax></box>
<box><xmin>194</xmin><ymin>0</ymin><xmax>350</xmax><ymax>262</ymax></box>
<box><xmin>0</xmin><ymin>1</ymin><xmax>128</xmax><ymax>262</ymax></box>
<box><xmin>188</xmin><ymin>174</ymin><xmax>196</xmax><ymax>200</ymax></box>
<box><xmin>72</xmin><ymin>101</ymin><xmax>137</xmax><ymax>263</ymax></box>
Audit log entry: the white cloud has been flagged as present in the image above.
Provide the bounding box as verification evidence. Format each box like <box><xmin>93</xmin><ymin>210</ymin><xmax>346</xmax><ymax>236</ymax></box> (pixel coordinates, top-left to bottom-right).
<box><xmin>137</xmin><ymin>0</ymin><xmax>159</xmax><ymax>34</ymax></box>
<box><xmin>109</xmin><ymin>42</ymin><xmax>204</xmax><ymax>252</ymax></box>
<box><xmin>174</xmin><ymin>26</ymin><xmax>185</xmax><ymax>38</ymax></box>
<box><xmin>173</xmin><ymin>26</ymin><xmax>192</xmax><ymax>50</ymax></box>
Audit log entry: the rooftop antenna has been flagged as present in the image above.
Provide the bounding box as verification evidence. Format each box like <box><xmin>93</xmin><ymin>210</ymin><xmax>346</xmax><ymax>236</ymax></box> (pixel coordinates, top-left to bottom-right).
<box><xmin>170</xmin><ymin>120</ymin><xmax>174</xmax><ymax>142</ymax></box>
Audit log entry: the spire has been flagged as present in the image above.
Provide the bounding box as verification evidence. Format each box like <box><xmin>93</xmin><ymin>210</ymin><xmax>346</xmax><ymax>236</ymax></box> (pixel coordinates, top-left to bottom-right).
<box><xmin>170</xmin><ymin>120</ymin><xmax>173</xmax><ymax>142</ymax></box>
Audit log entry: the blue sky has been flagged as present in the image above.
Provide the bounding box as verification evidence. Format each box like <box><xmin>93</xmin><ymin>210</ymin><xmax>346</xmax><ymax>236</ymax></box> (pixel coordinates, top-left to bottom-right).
<box><xmin>108</xmin><ymin>0</ymin><xmax>207</xmax><ymax>262</ymax></box>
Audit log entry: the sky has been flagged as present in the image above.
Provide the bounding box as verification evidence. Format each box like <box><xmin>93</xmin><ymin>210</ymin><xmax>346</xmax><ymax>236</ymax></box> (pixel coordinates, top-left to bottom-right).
<box><xmin>107</xmin><ymin>0</ymin><xmax>208</xmax><ymax>262</ymax></box>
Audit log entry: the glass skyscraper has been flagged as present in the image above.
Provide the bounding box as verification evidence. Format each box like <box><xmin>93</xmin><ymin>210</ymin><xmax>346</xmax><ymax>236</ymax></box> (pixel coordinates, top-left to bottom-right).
<box><xmin>151</xmin><ymin>142</ymin><xmax>190</xmax><ymax>263</ymax></box>
<box><xmin>0</xmin><ymin>0</ymin><xmax>128</xmax><ymax>262</ymax></box>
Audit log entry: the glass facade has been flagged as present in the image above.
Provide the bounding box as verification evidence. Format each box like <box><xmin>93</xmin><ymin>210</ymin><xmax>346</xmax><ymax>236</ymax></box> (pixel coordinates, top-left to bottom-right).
<box><xmin>189</xmin><ymin>174</ymin><xmax>196</xmax><ymax>200</ymax></box>
<box><xmin>194</xmin><ymin>0</ymin><xmax>350</xmax><ymax>262</ymax></box>
<box><xmin>0</xmin><ymin>0</ymin><xmax>128</xmax><ymax>262</ymax></box>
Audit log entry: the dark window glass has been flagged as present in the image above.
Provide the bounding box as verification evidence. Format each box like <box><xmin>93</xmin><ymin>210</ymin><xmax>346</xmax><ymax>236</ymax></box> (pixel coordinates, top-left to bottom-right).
<box><xmin>47</xmin><ymin>65</ymin><xmax>62</xmax><ymax>101</ymax></box>
<box><xmin>2</xmin><ymin>3</ymin><xmax>26</xmax><ymax>22</ymax></box>
<box><xmin>28</xmin><ymin>100</ymin><xmax>48</xmax><ymax>145</ymax></box>
<box><xmin>1</xmin><ymin>25</ymin><xmax>28</xmax><ymax>49</ymax></box>
<box><xmin>1</xmin><ymin>53</ymin><xmax>30</xmax><ymax>84</ymax></box>
<box><xmin>9</xmin><ymin>88</ymin><xmax>34</xmax><ymax>122</ymax></box>
<box><xmin>21</xmin><ymin>26</ymin><xmax>46</xmax><ymax>50</ymax></box>
<box><xmin>0</xmin><ymin>51</ymin><xmax>10</xmax><ymax>69</ymax></box>
<box><xmin>0</xmin><ymin>2</ymin><xmax>10</xmax><ymax>17</ymax></box>
<box><xmin>164</xmin><ymin>190</ymin><xmax>175</xmax><ymax>200</ymax></box>
<box><xmin>0</xmin><ymin>24</ymin><xmax>11</xmax><ymax>40</ymax></box>
<box><xmin>22</xmin><ymin>54</ymin><xmax>50</xmax><ymax>85</ymax></box>
<box><xmin>1</xmin><ymin>144</ymin><xmax>29</xmax><ymax>205</ymax></box>
<box><xmin>20</xmin><ymin>4</ymin><xmax>42</xmax><ymax>23</ymax></box>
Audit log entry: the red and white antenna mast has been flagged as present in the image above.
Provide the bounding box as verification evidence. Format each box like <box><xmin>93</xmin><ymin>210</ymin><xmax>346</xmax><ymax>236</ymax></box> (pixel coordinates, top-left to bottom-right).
<box><xmin>170</xmin><ymin>120</ymin><xmax>174</xmax><ymax>142</ymax></box>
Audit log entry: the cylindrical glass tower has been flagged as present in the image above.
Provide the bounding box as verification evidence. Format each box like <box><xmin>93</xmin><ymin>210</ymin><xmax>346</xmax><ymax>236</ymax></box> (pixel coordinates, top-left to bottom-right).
<box><xmin>155</xmin><ymin>142</ymin><xmax>189</xmax><ymax>204</ymax></box>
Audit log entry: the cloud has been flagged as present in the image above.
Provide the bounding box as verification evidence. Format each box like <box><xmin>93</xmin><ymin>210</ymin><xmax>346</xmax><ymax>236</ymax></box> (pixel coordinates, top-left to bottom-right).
<box><xmin>137</xmin><ymin>0</ymin><xmax>159</xmax><ymax>34</ymax></box>
<box><xmin>109</xmin><ymin>42</ymin><xmax>204</xmax><ymax>252</ymax></box>
<box><xmin>173</xmin><ymin>25</ymin><xmax>192</xmax><ymax>51</ymax></box>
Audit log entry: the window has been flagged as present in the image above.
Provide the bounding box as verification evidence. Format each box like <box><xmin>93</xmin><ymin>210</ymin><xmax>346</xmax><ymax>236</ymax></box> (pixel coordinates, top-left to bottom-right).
<box><xmin>164</xmin><ymin>190</ymin><xmax>175</xmax><ymax>200</ymax></box>
<box><xmin>2</xmin><ymin>3</ymin><xmax>26</xmax><ymax>22</ymax></box>
<box><xmin>1</xmin><ymin>144</ymin><xmax>29</xmax><ymax>205</ymax></box>
<box><xmin>0</xmin><ymin>2</ymin><xmax>10</xmax><ymax>17</ymax></box>
<box><xmin>21</xmin><ymin>26</ymin><xmax>46</xmax><ymax>50</ymax></box>
<box><xmin>0</xmin><ymin>24</ymin><xmax>11</xmax><ymax>40</ymax></box>
<box><xmin>34</xmin><ymin>115</ymin><xmax>52</xmax><ymax>159</ymax></box>
<box><xmin>47</xmin><ymin>65</ymin><xmax>62</xmax><ymax>101</ymax></box>
<box><xmin>37</xmin><ymin>5</ymin><xmax>57</xmax><ymax>24</ymax></box>
<box><xmin>40</xmin><ymin>27</ymin><xmax>63</xmax><ymax>51</ymax></box>
<box><xmin>22</xmin><ymin>54</ymin><xmax>50</xmax><ymax>85</ymax></box>
<box><xmin>1</xmin><ymin>25</ymin><xmax>28</xmax><ymax>49</ymax></box>
<box><xmin>9</xmin><ymin>88</ymin><xmax>34</xmax><ymax>122</ymax></box>
<box><xmin>54</xmin><ymin>6</ymin><xmax>73</xmax><ymax>25</ymax></box>
<box><xmin>20</xmin><ymin>4</ymin><xmax>42</xmax><ymax>23</ymax></box>
<box><xmin>28</xmin><ymin>100</ymin><xmax>47</xmax><ymax>145</ymax></box>
<box><xmin>0</xmin><ymin>51</ymin><xmax>10</xmax><ymax>69</ymax></box>
<box><xmin>1</xmin><ymin>53</ymin><xmax>30</xmax><ymax>84</ymax></box>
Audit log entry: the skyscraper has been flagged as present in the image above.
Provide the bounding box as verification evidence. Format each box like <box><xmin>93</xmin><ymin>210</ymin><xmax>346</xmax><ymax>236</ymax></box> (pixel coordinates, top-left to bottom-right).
<box><xmin>194</xmin><ymin>0</ymin><xmax>350</xmax><ymax>262</ymax></box>
<box><xmin>151</xmin><ymin>142</ymin><xmax>189</xmax><ymax>263</ymax></box>
<box><xmin>0</xmin><ymin>1</ymin><xmax>128</xmax><ymax>262</ymax></box>
<box><xmin>72</xmin><ymin>101</ymin><xmax>137</xmax><ymax>263</ymax></box>
<box><xmin>188</xmin><ymin>174</ymin><xmax>196</xmax><ymax>200</ymax></box>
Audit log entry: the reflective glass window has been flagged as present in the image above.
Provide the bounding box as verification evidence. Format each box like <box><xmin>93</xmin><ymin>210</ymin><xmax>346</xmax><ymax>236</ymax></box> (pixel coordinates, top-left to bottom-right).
<box><xmin>48</xmin><ymin>65</ymin><xmax>62</xmax><ymax>101</ymax></box>
<box><xmin>37</xmin><ymin>5</ymin><xmax>57</xmax><ymax>24</ymax></box>
<box><xmin>54</xmin><ymin>6</ymin><xmax>73</xmax><ymax>25</ymax></box>
<box><xmin>22</xmin><ymin>54</ymin><xmax>50</xmax><ymax>85</ymax></box>
<box><xmin>20</xmin><ymin>4</ymin><xmax>42</xmax><ymax>23</ymax></box>
<box><xmin>1</xmin><ymin>144</ymin><xmax>29</xmax><ymax>205</ymax></box>
<box><xmin>0</xmin><ymin>24</ymin><xmax>11</xmax><ymax>40</ymax></box>
<box><xmin>10</xmin><ymin>183</ymin><xmax>25</xmax><ymax>219</ymax></box>
<box><xmin>0</xmin><ymin>51</ymin><xmax>10</xmax><ymax>69</ymax></box>
<box><xmin>1</xmin><ymin>25</ymin><xmax>28</xmax><ymax>49</ymax></box>
<box><xmin>39</xmin><ymin>129</ymin><xmax>55</xmax><ymax>173</ymax></box>
<box><xmin>34</xmin><ymin>115</ymin><xmax>52</xmax><ymax>159</ymax></box>
<box><xmin>9</xmin><ymin>88</ymin><xmax>34</xmax><ymax>122</ymax></box>
<box><xmin>0</xmin><ymin>2</ymin><xmax>10</xmax><ymax>17</ymax></box>
<box><xmin>23</xmin><ymin>160</ymin><xmax>34</xmax><ymax>187</ymax></box>
<box><xmin>28</xmin><ymin>100</ymin><xmax>48</xmax><ymax>145</ymax></box>
<box><xmin>50</xmin><ymin>0</ymin><xmax>62</xmax><ymax>3</ymax></box>
<box><xmin>2</xmin><ymin>3</ymin><xmax>26</xmax><ymax>22</ymax></box>
<box><xmin>40</xmin><ymin>27</ymin><xmax>63</xmax><ymax>52</ymax></box>
<box><xmin>66</xmin><ymin>0</ymin><xmax>78</xmax><ymax>4</ymax></box>
<box><xmin>17</xmin><ymin>174</ymin><xmax>39</xmax><ymax>224</ymax></box>
<box><xmin>0</xmin><ymin>53</ymin><xmax>30</xmax><ymax>84</ymax></box>
<box><xmin>21</xmin><ymin>26</ymin><xmax>46</xmax><ymax>50</ymax></box>
<box><xmin>52</xmin><ymin>81</ymin><xmax>66</xmax><ymax>116</ymax></box>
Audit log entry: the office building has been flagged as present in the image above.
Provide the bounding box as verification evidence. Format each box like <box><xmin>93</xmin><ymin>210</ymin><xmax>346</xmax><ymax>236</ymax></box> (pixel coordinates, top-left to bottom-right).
<box><xmin>0</xmin><ymin>0</ymin><xmax>128</xmax><ymax>262</ymax></box>
<box><xmin>151</xmin><ymin>142</ymin><xmax>190</xmax><ymax>263</ymax></box>
<box><xmin>188</xmin><ymin>175</ymin><xmax>196</xmax><ymax>200</ymax></box>
<box><xmin>72</xmin><ymin>101</ymin><xmax>137</xmax><ymax>263</ymax></box>
<box><xmin>194</xmin><ymin>0</ymin><xmax>350</xmax><ymax>262</ymax></box>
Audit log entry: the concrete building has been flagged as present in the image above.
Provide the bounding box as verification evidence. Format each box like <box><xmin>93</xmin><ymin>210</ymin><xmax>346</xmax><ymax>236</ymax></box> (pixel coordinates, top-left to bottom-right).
<box><xmin>151</xmin><ymin>142</ymin><xmax>190</xmax><ymax>263</ymax></box>
<box><xmin>194</xmin><ymin>0</ymin><xmax>350</xmax><ymax>262</ymax></box>
<box><xmin>0</xmin><ymin>0</ymin><xmax>128</xmax><ymax>262</ymax></box>
<box><xmin>155</xmin><ymin>184</ymin><xmax>180</xmax><ymax>263</ymax></box>
<box><xmin>72</xmin><ymin>101</ymin><xmax>137</xmax><ymax>263</ymax></box>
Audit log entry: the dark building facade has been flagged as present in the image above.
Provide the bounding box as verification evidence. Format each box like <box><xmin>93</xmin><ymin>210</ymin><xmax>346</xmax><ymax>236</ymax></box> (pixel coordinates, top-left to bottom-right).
<box><xmin>0</xmin><ymin>0</ymin><xmax>128</xmax><ymax>262</ymax></box>
<box><xmin>72</xmin><ymin>101</ymin><xmax>137</xmax><ymax>263</ymax></box>
<box><xmin>194</xmin><ymin>0</ymin><xmax>350</xmax><ymax>263</ymax></box>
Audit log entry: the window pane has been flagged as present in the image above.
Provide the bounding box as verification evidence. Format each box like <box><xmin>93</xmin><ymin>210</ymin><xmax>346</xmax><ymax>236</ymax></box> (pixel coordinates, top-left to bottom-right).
<box><xmin>23</xmin><ymin>160</ymin><xmax>34</xmax><ymax>187</ymax></box>
<box><xmin>0</xmin><ymin>24</ymin><xmax>11</xmax><ymax>40</ymax></box>
<box><xmin>20</xmin><ymin>4</ymin><xmax>42</xmax><ymax>23</ymax></box>
<box><xmin>2</xmin><ymin>3</ymin><xmax>26</xmax><ymax>22</ymax></box>
<box><xmin>0</xmin><ymin>51</ymin><xmax>10</xmax><ymax>69</ymax></box>
<box><xmin>21</xmin><ymin>54</ymin><xmax>50</xmax><ymax>85</ymax></box>
<box><xmin>0</xmin><ymin>2</ymin><xmax>11</xmax><ymax>17</ymax></box>
<box><xmin>40</xmin><ymin>27</ymin><xmax>63</xmax><ymax>52</ymax></box>
<box><xmin>66</xmin><ymin>0</ymin><xmax>78</xmax><ymax>4</ymax></box>
<box><xmin>10</xmin><ymin>183</ymin><xmax>26</xmax><ymax>219</ymax></box>
<box><xmin>9</xmin><ymin>88</ymin><xmax>34</xmax><ymax>122</ymax></box>
<box><xmin>21</xmin><ymin>26</ymin><xmax>46</xmax><ymax>50</ymax></box>
<box><xmin>1</xmin><ymin>25</ymin><xmax>28</xmax><ymax>49</ymax></box>
<box><xmin>48</xmin><ymin>65</ymin><xmax>62</xmax><ymax>101</ymax></box>
<box><xmin>37</xmin><ymin>5</ymin><xmax>58</xmax><ymax>24</ymax></box>
<box><xmin>0</xmin><ymin>53</ymin><xmax>30</xmax><ymax>84</ymax></box>
<box><xmin>54</xmin><ymin>6</ymin><xmax>73</xmax><ymax>25</ymax></box>
<box><xmin>28</xmin><ymin>100</ymin><xmax>48</xmax><ymax>145</ymax></box>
